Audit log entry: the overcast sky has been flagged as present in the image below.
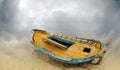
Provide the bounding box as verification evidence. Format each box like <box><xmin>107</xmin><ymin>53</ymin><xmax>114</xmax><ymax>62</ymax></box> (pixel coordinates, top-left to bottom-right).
<box><xmin>0</xmin><ymin>1</ymin><xmax>120</xmax><ymax>69</ymax></box>
<box><xmin>0</xmin><ymin>0</ymin><xmax>120</xmax><ymax>41</ymax></box>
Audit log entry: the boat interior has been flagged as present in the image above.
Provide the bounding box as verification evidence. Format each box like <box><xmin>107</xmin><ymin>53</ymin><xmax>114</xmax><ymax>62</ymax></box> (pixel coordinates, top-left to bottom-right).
<box><xmin>32</xmin><ymin>29</ymin><xmax>103</xmax><ymax>59</ymax></box>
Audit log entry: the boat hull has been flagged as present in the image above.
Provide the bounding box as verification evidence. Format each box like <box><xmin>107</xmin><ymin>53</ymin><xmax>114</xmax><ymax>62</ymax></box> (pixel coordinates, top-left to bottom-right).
<box><xmin>36</xmin><ymin>46</ymin><xmax>102</xmax><ymax>64</ymax></box>
<box><xmin>32</xmin><ymin>29</ymin><xmax>107</xmax><ymax>64</ymax></box>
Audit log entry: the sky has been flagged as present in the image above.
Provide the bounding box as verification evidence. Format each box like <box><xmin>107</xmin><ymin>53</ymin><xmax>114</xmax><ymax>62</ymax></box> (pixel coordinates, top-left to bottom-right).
<box><xmin>0</xmin><ymin>0</ymin><xmax>120</xmax><ymax>70</ymax></box>
<box><xmin>0</xmin><ymin>0</ymin><xmax>120</xmax><ymax>37</ymax></box>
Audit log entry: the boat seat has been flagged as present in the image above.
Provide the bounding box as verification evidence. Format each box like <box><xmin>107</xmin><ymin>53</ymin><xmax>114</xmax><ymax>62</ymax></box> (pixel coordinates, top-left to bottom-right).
<box><xmin>48</xmin><ymin>36</ymin><xmax>74</xmax><ymax>48</ymax></box>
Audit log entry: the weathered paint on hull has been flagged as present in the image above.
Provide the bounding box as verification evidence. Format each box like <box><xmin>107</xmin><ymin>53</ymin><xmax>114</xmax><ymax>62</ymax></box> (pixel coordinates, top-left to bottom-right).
<box><xmin>36</xmin><ymin>46</ymin><xmax>102</xmax><ymax>64</ymax></box>
<box><xmin>32</xmin><ymin>29</ymin><xmax>107</xmax><ymax>64</ymax></box>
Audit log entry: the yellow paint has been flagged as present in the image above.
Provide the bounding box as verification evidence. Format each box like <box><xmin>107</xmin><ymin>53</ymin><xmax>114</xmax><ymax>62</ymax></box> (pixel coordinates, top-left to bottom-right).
<box><xmin>32</xmin><ymin>30</ymin><xmax>102</xmax><ymax>59</ymax></box>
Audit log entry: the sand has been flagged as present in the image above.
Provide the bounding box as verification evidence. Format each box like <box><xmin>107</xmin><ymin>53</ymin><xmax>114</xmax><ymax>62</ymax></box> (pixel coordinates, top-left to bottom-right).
<box><xmin>0</xmin><ymin>37</ymin><xmax>120</xmax><ymax>70</ymax></box>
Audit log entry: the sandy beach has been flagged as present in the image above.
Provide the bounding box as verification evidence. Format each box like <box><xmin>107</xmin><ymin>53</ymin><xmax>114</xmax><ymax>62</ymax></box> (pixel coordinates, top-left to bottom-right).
<box><xmin>0</xmin><ymin>36</ymin><xmax>120</xmax><ymax>70</ymax></box>
<box><xmin>0</xmin><ymin>0</ymin><xmax>120</xmax><ymax>70</ymax></box>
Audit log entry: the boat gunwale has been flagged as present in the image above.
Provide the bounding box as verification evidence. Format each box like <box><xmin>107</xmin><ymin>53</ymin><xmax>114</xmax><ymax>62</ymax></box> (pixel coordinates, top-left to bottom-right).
<box><xmin>32</xmin><ymin>29</ymin><xmax>107</xmax><ymax>64</ymax></box>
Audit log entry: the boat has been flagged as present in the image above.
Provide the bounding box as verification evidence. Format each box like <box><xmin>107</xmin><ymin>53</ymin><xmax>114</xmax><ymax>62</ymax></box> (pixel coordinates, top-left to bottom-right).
<box><xmin>31</xmin><ymin>29</ymin><xmax>107</xmax><ymax>64</ymax></box>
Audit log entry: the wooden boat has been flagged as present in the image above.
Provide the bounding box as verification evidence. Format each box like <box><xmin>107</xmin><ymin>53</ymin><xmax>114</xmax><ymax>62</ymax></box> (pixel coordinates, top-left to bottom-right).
<box><xmin>31</xmin><ymin>29</ymin><xmax>107</xmax><ymax>64</ymax></box>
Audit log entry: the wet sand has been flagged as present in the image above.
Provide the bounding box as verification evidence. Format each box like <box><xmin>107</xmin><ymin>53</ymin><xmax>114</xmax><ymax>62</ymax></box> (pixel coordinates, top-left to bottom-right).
<box><xmin>0</xmin><ymin>37</ymin><xmax>120</xmax><ymax>70</ymax></box>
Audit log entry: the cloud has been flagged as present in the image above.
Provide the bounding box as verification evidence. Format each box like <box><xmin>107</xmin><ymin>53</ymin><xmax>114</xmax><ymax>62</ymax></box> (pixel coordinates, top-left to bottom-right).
<box><xmin>0</xmin><ymin>0</ymin><xmax>120</xmax><ymax>70</ymax></box>
<box><xmin>0</xmin><ymin>0</ymin><xmax>18</xmax><ymax>31</ymax></box>
<box><xmin>18</xmin><ymin>0</ymin><xmax>103</xmax><ymax>34</ymax></box>
<box><xmin>98</xmin><ymin>0</ymin><xmax>120</xmax><ymax>36</ymax></box>
<box><xmin>0</xmin><ymin>0</ymin><xmax>120</xmax><ymax>41</ymax></box>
